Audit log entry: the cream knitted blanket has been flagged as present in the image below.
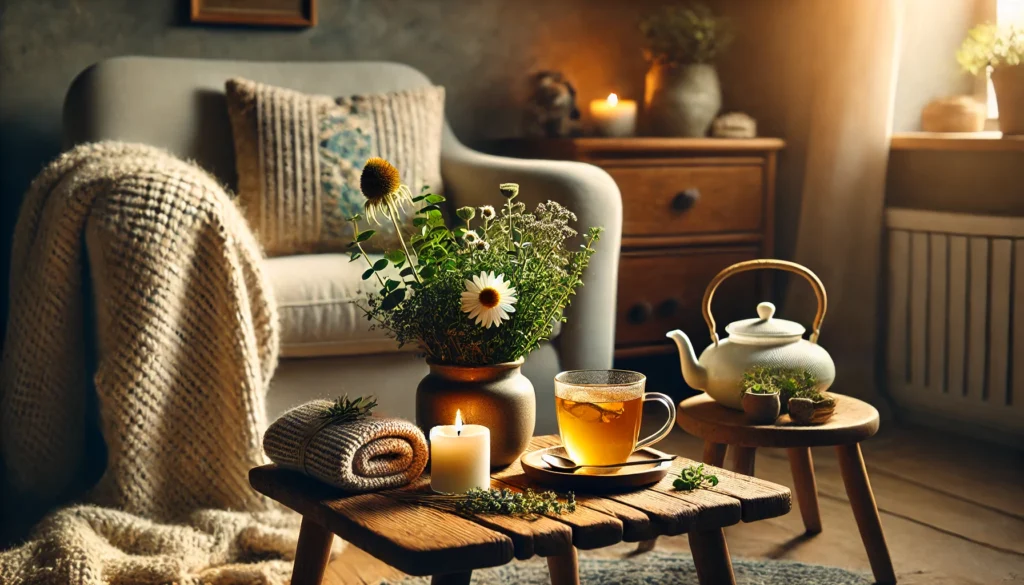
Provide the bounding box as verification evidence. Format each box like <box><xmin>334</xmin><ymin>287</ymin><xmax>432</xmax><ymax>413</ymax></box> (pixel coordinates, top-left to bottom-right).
<box><xmin>0</xmin><ymin>142</ymin><xmax>319</xmax><ymax>584</ymax></box>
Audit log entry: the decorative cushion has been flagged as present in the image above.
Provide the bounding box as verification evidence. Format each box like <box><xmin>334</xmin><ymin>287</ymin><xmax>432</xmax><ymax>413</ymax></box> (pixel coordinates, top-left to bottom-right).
<box><xmin>225</xmin><ymin>78</ymin><xmax>445</xmax><ymax>256</ymax></box>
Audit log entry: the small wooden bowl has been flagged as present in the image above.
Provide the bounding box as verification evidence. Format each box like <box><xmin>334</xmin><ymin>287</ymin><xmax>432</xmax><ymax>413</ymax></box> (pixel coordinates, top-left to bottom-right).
<box><xmin>520</xmin><ymin>445</ymin><xmax>672</xmax><ymax>493</ymax></box>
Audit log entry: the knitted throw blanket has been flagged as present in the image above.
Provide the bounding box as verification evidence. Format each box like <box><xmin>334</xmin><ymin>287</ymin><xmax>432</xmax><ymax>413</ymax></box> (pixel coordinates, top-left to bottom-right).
<box><xmin>264</xmin><ymin>401</ymin><xmax>429</xmax><ymax>493</ymax></box>
<box><xmin>0</xmin><ymin>142</ymin><xmax>317</xmax><ymax>584</ymax></box>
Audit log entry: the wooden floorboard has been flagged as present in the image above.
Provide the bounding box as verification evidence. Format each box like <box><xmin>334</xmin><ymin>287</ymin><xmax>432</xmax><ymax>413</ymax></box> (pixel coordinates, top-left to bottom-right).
<box><xmin>322</xmin><ymin>424</ymin><xmax>1024</xmax><ymax>585</ymax></box>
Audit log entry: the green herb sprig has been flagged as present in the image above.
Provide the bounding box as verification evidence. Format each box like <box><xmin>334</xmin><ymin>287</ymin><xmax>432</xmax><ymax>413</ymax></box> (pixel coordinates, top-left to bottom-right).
<box><xmin>319</xmin><ymin>395</ymin><xmax>377</xmax><ymax>425</ymax></box>
<box><xmin>673</xmin><ymin>464</ymin><xmax>719</xmax><ymax>491</ymax></box>
<box><xmin>457</xmin><ymin>488</ymin><xmax>576</xmax><ymax>519</ymax></box>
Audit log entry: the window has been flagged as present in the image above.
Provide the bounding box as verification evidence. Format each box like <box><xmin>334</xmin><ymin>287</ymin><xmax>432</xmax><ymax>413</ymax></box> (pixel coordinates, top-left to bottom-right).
<box><xmin>987</xmin><ymin>0</ymin><xmax>1024</xmax><ymax>118</ymax></box>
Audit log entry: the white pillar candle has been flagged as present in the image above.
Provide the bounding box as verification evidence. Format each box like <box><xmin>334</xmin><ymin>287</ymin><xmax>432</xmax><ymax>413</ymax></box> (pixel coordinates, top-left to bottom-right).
<box><xmin>590</xmin><ymin>93</ymin><xmax>638</xmax><ymax>137</ymax></box>
<box><xmin>429</xmin><ymin>410</ymin><xmax>491</xmax><ymax>494</ymax></box>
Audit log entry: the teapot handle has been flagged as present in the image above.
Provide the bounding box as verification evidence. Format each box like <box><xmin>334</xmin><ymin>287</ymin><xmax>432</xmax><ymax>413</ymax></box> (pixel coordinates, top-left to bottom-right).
<box><xmin>702</xmin><ymin>259</ymin><xmax>827</xmax><ymax>346</ymax></box>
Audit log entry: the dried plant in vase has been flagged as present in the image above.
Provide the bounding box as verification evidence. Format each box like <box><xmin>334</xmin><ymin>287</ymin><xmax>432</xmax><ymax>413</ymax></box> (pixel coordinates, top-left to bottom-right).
<box><xmin>639</xmin><ymin>2</ymin><xmax>733</xmax><ymax>136</ymax></box>
<box><xmin>349</xmin><ymin>158</ymin><xmax>603</xmax><ymax>464</ymax></box>
<box><xmin>957</xmin><ymin>23</ymin><xmax>1024</xmax><ymax>134</ymax></box>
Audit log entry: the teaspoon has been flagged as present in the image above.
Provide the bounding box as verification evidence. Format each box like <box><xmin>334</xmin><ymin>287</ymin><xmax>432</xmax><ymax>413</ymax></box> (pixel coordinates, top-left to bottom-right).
<box><xmin>542</xmin><ymin>453</ymin><xmax>676</xmax><ymax>473</ymax></box>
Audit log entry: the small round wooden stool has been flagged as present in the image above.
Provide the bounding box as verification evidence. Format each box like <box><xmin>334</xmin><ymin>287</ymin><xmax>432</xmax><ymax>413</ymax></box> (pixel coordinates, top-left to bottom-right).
<box><xmin>677</xmin><ymin>392</ymin><xmax>896</xmax><ymax>585</ymax></box>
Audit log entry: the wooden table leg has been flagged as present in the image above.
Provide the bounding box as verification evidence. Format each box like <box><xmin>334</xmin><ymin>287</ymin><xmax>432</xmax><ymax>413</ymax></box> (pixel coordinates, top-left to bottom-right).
<box><xmin>546</xmin><ymin>546</ymin><xmax>580</xmax><ymax>585</ymax></box>
<box><xmin>731</xmin><ymin>446</ymin><xmax>756</xmax><ymax>476</ymax></box>
<box><xmin>703</xmin><ymin>441</ymin><xmax>728</xmax><ymax>467</ymax></box>
<box><xmin>290</xmin><ymin>517</ymin><xmax>334</xmax><ymax>585</ymax></box>
<box><xmin>836</xmin><ymin>443</ymin><xmax>897</xmax><ymax>585</ymax></box>
<box><xmin>431</xmin><ymin>573</ymin><xmax>472</xmax><ymax>585</ymax></box>
<box><xmin>788</xmin><ymin>447</ymin><xmax>823</xmax><ymax>534</ymax></box>
<box><xmin>688</xmin><ymin>528</ymin><xmax>737</xmax><ymax>585</ymax></box>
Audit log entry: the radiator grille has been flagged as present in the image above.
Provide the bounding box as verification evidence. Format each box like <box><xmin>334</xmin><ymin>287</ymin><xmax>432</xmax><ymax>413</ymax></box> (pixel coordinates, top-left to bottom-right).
<box><xmin>886</xmin><ymin>208</ymin><xmax>1023</xmax><ymax>443</ymax></box>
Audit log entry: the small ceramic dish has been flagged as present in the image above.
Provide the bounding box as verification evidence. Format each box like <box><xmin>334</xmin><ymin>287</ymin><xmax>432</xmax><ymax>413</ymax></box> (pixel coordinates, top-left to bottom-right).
<box><xmin>520</xmin><ymin>445</ymin><xmax>673</xmax><ymax>493</ymax></box>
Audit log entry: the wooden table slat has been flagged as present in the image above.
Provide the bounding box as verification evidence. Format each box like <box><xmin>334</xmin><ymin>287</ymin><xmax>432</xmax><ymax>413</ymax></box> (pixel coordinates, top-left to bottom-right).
<box><xmin>250</xmin><ymin>467</ymin><xmax>514</xmax><ymax>576</ymax></box>
<box><xmin>492</xmin><ymin>436</ymin><xmax>626</xmax><ymax>549</ymax></box>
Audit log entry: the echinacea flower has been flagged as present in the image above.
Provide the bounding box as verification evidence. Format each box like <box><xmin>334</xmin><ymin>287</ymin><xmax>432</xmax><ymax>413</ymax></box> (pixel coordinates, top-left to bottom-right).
<box><xmin>474</xmin><ymin>240</ymin><xmax>490</xmax><ymax>252</ymax></box>
<box><xmin>461</xmin><ymin>271</ymin><xmax>517</xmax><ymax>328</ymax></box>
<box><xmin>479</xmin><ymin>205</ymin><xmax>496</xmax><ymax>221</ymax></box>
<box><xmin>461</xmin><ymin>230</ymin><xmax>480</xmax><ymax>245</ymax></box>
<box><xmin>360</xmin><ymin>157</ymin><xmax>412</xmax><ymax>223</ymax></box>
<box><xmin>499</xmin><ymin>183</ymin><xmax>520</xmax><ymax>199</ymax></box>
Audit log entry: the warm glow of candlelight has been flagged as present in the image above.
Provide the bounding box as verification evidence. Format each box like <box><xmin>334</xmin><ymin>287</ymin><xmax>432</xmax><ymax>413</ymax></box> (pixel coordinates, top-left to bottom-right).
<box><xmin>455</xmin><ymin>409</ymin><xmax>463</xmax><ymax>435</ymax></box>
<box><xmin>607</xmin><ymin>93</ymin><xmax>618</xmax><ymax>106</ymax></box>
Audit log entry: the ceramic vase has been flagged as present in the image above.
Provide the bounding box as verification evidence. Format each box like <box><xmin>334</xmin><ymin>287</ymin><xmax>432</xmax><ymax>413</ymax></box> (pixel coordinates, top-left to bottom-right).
<box><xmin>992</xmin><ymin>64</ymin><xmax>1024</xmax><ymax>135</ymax></box>
<box><xmin>416</xmin><ymin>358</ymin><xmax>535</xmax><ymax>467</ymax></box>
<box><xmin>741</xmin><ymin>391</ymin><xmax>781</xmax><ymax>425</ymax></box>
<box><xmin>644</xmin><ymin>62</ymin><xmax>722</xmax><ymax>137</ymax></box>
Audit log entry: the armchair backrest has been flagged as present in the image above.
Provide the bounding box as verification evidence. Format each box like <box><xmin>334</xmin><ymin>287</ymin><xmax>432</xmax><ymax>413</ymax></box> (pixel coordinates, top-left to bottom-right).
<box><xmin>64</xmin><ymin>57</ymin><xmax>449</xmax><ymax>188</ymax></box>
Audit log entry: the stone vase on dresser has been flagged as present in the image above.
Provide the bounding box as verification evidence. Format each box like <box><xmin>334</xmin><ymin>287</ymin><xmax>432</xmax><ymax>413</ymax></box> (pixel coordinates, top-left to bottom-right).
<box><xmin>416</xmin><ymin>358</ymin><xmax>535</xmax><ymax>467</ymax></box>
<box><xmin>644</xmin><ymin>63</ymin><xmax>722</xmax><ymax>137</ymax></box>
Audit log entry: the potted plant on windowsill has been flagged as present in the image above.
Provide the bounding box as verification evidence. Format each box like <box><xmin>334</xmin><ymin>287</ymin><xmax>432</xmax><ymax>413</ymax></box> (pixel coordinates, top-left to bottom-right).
<box><xmin>639</xmin><ymin>2</ymin><xmax>733</xmax><ymax>137</ymax></box>
<box><xmin>349</xmin><ymin>158</ymin><xmax>602</xmax><ymax>466</ymax></box>
<box><xmin>958</xmin><ymin>23</ymin><xmax>1024</xmax><ymax>135</ymax></box>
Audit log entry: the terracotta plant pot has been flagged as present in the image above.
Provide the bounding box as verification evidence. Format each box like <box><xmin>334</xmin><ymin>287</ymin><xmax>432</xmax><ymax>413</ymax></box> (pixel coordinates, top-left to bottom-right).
<box><xmin>992</xmin><ymin>64</ymin><xmax>1024</xmax><ymax>135</ymax></box>
<box><xmin>643</xmin><ymin>62</ymin><xmax>722</xmax><ymax>137</ymax></box>
<box><xmin>741</xmin><ymin>391</ymin><xmax>781</xmax><ymax>425</ymax></box>
<box><xmin>416</xmin><ymin>358</ymin><xmax>535</xmax><ymax>467</ymax></box>
<box><xmin>788</xmin><ymin>394</ymin><xmax>836</xmax><ymax>425</ymax></box>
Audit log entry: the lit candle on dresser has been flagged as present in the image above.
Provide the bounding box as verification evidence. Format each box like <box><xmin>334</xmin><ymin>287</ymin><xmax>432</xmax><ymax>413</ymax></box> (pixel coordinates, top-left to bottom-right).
<box><xmin>429</xmin><ymin>410</ymin><xmax>490</xmax><ymax>493</ymax></box>
<box><xmin>590</xmin><ymin>93</ymin><xmax>637</xmax><ymax>137</ymax></box>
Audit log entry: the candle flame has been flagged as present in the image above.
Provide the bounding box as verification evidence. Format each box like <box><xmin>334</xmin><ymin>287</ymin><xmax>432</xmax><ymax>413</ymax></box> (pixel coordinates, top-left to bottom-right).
<box><xmin>607</xmin><ymin>93</ymin><xmax>618</xmax><ymax>106</ymax></box>
<box><xmin>455</xmin><ymin>409</ymin><xmax>463</xmax><ymax>436</ymax></box>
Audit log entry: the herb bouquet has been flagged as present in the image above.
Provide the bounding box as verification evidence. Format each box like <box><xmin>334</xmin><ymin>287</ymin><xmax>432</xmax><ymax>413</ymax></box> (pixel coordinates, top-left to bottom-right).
<box><xmin>349</xmin><ymin>157</ymin><xmax>602</xmax><ymax>464</ymax></box>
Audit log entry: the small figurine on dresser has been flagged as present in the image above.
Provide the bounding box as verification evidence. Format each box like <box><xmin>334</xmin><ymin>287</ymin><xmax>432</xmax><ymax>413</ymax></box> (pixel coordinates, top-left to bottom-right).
<box><xmin>524</xmin><ymin>71</ymin><xmax>581</xmax><ymax>138</ymax></box>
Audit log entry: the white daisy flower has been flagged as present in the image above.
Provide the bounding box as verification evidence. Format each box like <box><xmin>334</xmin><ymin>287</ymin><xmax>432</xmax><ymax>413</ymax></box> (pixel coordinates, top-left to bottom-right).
<box><xmin>479</xmin><ymin>205</ymin><xmax>496</xmax><ymax>221</ymax></box>
<box><xmin>474</xmin><ymin>240</ymin><xmax>491</xmax><ymax>252</ymax></box>
<box><xmin>461</xmin><ymin>230</ymin><xmax>480</xmax><ymax>246</ymax></box>
<box><xmin>461</xmin><ymin>271</ymin><xmax>517</xmax><ymax>329</ymax></box>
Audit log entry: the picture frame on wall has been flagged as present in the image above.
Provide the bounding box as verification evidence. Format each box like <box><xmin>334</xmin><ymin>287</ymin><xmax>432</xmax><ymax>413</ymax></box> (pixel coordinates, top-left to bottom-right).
<box><xmin>190</xmin><ymin>0</ymin><xmax>317</xmax><ymax>27</ymax></box>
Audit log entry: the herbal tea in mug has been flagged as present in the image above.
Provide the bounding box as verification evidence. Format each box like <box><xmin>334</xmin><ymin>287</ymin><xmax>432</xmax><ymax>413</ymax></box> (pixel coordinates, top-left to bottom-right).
<box><xmin>554</xmin><ymin>370</ymin><xmax>677</xmax><ymax>466</ymax></box>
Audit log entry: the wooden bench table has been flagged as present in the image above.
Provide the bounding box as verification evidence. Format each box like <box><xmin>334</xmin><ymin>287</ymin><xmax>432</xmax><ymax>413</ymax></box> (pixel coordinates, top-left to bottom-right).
<box><xmin>250</xmin><ymin>435</ymin><xmax>791</xmax><ymax>585</ymax></box>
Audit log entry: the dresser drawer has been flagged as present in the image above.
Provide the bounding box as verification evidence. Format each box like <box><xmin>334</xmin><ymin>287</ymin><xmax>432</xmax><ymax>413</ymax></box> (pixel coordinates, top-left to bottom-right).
<box><xmin>615</xmin><ymin>247</ymin><xmax>761</xmax><ymax>349</ymax></box>
<box><xmin>607</xmin><ymin>164</ymin><xmax>764</xmax><ymax>238</ymax></box>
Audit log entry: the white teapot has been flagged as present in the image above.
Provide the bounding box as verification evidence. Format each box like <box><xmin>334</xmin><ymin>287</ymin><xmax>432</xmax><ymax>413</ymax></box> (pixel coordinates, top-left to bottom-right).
<box><xmin>667</xmin><ymin>259</ymin><xmax>835</xmax><ymax>410</ymax></box>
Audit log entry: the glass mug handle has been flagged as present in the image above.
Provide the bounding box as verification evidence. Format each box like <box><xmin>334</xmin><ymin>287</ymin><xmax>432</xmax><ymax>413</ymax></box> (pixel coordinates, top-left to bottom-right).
<box><xmin>634</xmin><ymin>392</ymin><xmax>677</xmax><ymax>452</ymax></box>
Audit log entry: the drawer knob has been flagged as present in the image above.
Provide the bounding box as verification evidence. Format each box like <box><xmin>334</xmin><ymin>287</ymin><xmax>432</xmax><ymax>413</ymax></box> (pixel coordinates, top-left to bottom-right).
<box><xmin>657</xmin><ymin>298</ymin><xmax>681</xmax><ymax>318</ymax></box>
<box><xmin>627</xmin><ymin>302</ymin><xmax>653</xmax><ymax>324</ymax></box>
<box><xmin>672</xmin><ymin>189</ymin><xmax>701</xmax><ymax>211</ymax></box>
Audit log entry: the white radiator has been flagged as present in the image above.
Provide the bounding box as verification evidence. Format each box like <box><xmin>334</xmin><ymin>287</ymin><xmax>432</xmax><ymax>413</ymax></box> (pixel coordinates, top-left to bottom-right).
<box><xmin>886</xmin><ymin>208</ymin><xmax>1024</xmax><ymax>445</ymax></box>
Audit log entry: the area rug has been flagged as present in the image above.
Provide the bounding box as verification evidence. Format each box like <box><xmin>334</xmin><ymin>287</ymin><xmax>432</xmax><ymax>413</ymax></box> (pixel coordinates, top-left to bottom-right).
<box><xmin>389</xmin><ymin>550</ymin><xmax>872</xmax><ymax>585</ymax></box>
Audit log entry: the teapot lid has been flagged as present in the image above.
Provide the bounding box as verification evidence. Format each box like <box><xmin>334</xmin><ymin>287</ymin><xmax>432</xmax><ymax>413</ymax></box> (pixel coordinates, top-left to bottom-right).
<box><xmin>725</xmin><ymin>302</ymin><xmax>805</xmax><ymax>339</ymax></box>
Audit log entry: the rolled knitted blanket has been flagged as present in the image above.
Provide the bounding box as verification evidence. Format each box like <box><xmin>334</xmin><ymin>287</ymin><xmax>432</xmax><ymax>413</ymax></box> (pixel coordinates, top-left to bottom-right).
<box><xmin>263</xmin><ymin>400</ymin><xmax>428</xmax><ymax>492</ymax></box>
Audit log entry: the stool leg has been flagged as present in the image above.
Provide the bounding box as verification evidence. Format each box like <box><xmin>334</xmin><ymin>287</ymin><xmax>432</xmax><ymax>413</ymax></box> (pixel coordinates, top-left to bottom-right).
<box><xmin>788</xmin><ymin>447</ymin><xmax>823</xmax><ymax>534</ymax></box>
<box><xmin>546</xmin><ymin>546</ymin><xmax>580</xmax><ymax>585</ymax></box>
<box><xmin>703</xmin><ymin>441</ymin><xmax>728</xmax><ymax>467</ymax></box>
<box><xmin>731</xmin><ymin>446</ymin><xmax>756</xmax><ymax>476</ymax></box>
<box><xmin>836</xmin><ymin>443</ymin><xmax>896</xmax><ymax>585</ymax></box>
<box><xmin>431</xmin><ymin>573</ymin><xmax>472</xmax><ymax>585</ymax></box>
<box><xmin>688</xmin><ymin>528</ymin><xmax>737</xmax><ymax>585</ymax></box>
<box><xmin>290</xmin><ymin>517</ymin><xmax>334</xmax><ymax>585</ymax></box>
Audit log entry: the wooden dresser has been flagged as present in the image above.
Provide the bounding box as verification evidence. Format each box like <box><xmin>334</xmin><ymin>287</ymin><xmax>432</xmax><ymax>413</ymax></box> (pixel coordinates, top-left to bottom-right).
<box><xmin>489</xmin><ymin>137</ymin><xmax>784</xmax><ymax>357</ymax></box>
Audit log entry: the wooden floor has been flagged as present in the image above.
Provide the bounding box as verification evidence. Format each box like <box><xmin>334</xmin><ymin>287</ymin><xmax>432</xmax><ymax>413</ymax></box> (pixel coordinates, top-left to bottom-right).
<box><xmin>324</xmin><ymin>424</ymin><xmax>1024</xmax><ymax>585</ymax></box>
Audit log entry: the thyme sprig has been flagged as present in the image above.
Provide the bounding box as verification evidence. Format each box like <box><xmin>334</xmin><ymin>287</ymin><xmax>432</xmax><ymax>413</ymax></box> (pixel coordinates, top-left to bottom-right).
<box><xmin>673</xmin><ymin>463</ymin><xmax>719</xmax><ymax>491</ymax></box>
<box><xmin>390</xmin><ymin>487</ymin><xmax>576</xmax><ymax>520</ymax></box>
<box><xmin>318</xmin><ymin>395</ymin><xmax>377</xmax><ymax>426</ymax></box>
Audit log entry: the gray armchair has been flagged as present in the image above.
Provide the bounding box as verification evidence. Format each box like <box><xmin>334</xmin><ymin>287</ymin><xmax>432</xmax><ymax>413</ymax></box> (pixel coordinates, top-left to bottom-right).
<box><xmin>63</xmin><ymin>57</ymin><xmax>622</xmax><ymax>433</ymax></box>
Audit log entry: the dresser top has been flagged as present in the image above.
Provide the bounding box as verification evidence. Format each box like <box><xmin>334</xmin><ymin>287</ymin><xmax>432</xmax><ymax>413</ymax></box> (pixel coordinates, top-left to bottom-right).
<box><xmin>487</xmin><ymin>137</ymin><xmax>785</xmax><ymax>160</ymax></box>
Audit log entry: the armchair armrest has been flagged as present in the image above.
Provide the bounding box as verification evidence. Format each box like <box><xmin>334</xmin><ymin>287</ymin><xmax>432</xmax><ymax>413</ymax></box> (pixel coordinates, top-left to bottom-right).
<box><xmin>441</xmin><ymin>137</ymin><xmax>623</xmax><ymax>371</ymax></box>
